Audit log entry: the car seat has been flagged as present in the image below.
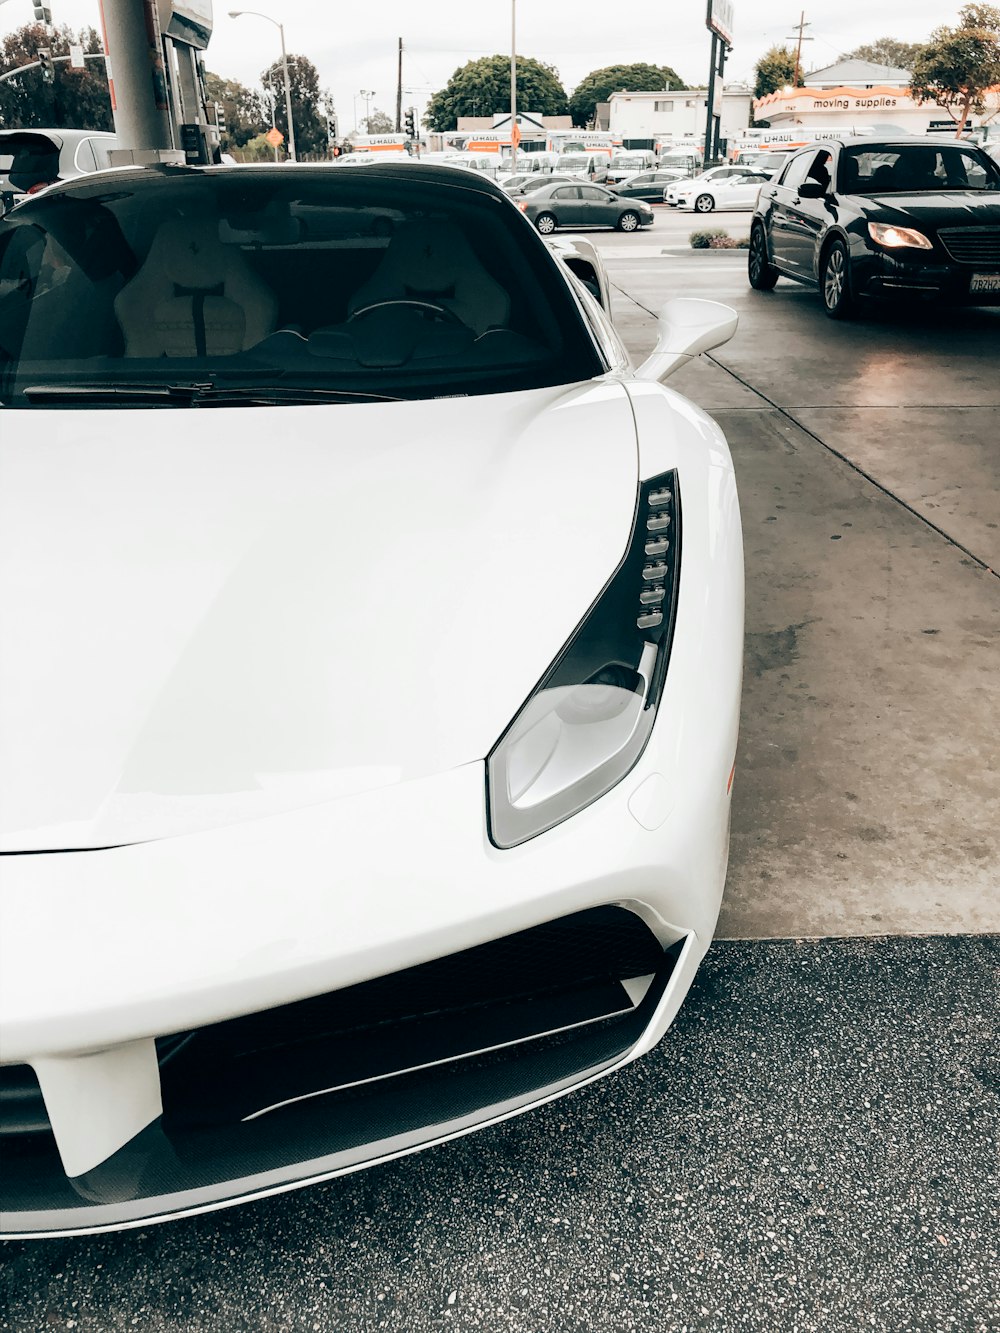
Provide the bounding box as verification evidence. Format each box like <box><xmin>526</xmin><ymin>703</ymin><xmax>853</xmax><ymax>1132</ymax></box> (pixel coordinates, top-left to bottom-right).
<box><xmin>114</xmin><ymin>217</ymin><xmax>277</xmax><ymax>358</ymax></box>
<box><xmin>346</xmin><ymin>219</ymin><xmax>510</xmax><ymax>336</ymax></box>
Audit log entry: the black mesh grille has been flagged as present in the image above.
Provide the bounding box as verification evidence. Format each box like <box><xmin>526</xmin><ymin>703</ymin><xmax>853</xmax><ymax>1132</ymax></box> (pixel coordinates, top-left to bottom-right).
<box><xmin>937</xmin><ymin>227</ymin><xmax>1000</xmax><ymax>265</ymax></box>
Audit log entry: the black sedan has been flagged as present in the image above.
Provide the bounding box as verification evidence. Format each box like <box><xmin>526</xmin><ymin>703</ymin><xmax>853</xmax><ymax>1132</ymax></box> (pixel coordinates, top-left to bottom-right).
<box><xmin>610</xmin><ymin>169</ymin><xmax>687</xmax><ymax>203</ymax></box>
<box><xmin>748</xmin><ymin>138</ymin><xmax>1000</xmax><ymax>318</ymax></box>
<box><xmin>516</xmin><ymin>181</ymin><xmax>654</xmax><ymax>234</ymax></box>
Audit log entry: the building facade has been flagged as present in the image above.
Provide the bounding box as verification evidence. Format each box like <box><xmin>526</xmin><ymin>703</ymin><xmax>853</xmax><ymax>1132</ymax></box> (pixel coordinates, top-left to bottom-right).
<box><xmin>606</xmin><ymin>87</ymin><xmax>753</xmax><ymax>150</ymax></box>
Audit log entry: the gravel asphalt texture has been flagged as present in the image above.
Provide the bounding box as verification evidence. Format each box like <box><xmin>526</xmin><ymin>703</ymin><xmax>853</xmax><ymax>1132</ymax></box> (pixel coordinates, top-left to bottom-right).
<box><xmin>1</xmin><ymin>935</ymin><xmax>997</xmax><ymax>1333</ymax></box>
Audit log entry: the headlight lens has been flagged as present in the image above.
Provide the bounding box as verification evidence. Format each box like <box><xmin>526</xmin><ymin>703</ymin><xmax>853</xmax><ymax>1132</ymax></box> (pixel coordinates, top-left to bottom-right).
<box><xmin>488</xmin><ymin>472</ymin><xmax>681</xmax><ymax>847</ymax></box>
<box><xmin>867</xmin><ymin>222</ymin><xmax>933</xmax><ymax>251</ymax></box>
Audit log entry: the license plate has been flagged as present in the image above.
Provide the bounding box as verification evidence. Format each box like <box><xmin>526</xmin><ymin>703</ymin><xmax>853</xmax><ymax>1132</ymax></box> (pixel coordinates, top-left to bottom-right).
<box><xmin>970</xmin><ymin>273</ymin><xmax>1000</xmax><ymax>293</ymax></box>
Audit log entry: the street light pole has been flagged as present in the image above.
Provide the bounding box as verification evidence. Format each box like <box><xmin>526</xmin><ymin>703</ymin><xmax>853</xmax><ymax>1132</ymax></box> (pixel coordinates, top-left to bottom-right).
<box><xmin>510</xmin><ymin>0</ymin><xmax>517</xmax><ymax>173</ymax></box>
<box><xmin>229</xmin><ymin>9</ymin><xmax>296</xmax><ymax>162</ymax></box>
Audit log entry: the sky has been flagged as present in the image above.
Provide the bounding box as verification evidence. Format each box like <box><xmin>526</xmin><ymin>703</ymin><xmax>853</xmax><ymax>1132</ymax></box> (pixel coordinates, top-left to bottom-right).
<box><xmin>3</xmin><ymin>0</ymin><xmax>955</xmax><ymax>133</ymax></box>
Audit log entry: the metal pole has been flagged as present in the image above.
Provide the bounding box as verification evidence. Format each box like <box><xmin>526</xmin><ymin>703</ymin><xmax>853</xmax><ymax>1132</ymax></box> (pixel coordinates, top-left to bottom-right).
<box><xmin>395</xmin><ymin>37</ymin><xmax>402</xmax><ymax>133</ymax></box>
<box><xmin>97</xmin><ymin>0</ymin><xmax>173</xmax><ymax>151</ymax></box>
<box><xmin>705</xmin><ymin>31</ymin><xmax>718</xmax><ymax>164</ymax></box>
<box><xmin>277</xmin><ymin>22</ymin><xmax>296</xmax><ymax>161</ymax></box>
<box><xmin>510</xmin><ymin>0</ymin><xmax>517</xmax><ymax>173</ymax></box>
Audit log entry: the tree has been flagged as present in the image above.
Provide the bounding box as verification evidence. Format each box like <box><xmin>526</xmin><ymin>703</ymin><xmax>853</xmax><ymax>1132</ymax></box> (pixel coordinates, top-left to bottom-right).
<box><xmin>0</xmin><ymin>22</ymin><xmax>112</xmax><ymax>130</ymax></box>
<box><xmin>840</xmin><ymin>37</ymin><xmax>926</xmax><ymax>71</ymax></box>
<box><xmin>568</xmin><ymin>63</ymin><xmax>685</xmax><ymax>128</ymax></box>
<box><xmin>753</xmin><ymin>45</ymin><xmax>799</xmax><ymax>102</ymax></box>
<box><xmin>362</xmin><ymin>109</ymin><xmax>394</xmax><ymax>134</ymax></box>
<box><xmin>425</xmin><ymin>55</ymin><xmax>567</xmax><ymax>131</ymax></box>
<box><xmin>911</xmin><ymin>4</ymin><xmax>1000</xmax><ymax>135</ymax></box>
<box><xmin>261</xmin><ymin>54</ymin><xmax>333</xmax><ymax>158</ymax></box>
<box><xmin>205</xmin><ymin>72</ymin><xmax>265</xmax><ymax>151</ymax></box>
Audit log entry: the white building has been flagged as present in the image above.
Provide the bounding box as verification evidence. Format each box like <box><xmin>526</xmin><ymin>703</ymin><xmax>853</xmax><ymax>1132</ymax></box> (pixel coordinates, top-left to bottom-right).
<box><xmin>754</xmin><ymin>60</ymin><xmax>1000</xmax><ymax>135</ymax></box>
<box><xmin>606</xmin><ymin>87</ymin><xmax>753</xmax><ymax>150</ymax></box>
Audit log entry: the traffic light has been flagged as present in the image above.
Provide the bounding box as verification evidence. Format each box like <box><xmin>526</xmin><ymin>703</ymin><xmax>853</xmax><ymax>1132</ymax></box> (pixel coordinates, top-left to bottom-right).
<box><xmin>33</xmin><ymin>5</ymin><xmax>52</xmax><ymax>21</ymax></box>
<box><xmin>37</xmin><ymin>48</ymin><xmax>53</xmax><ymax>83</ymax></box>
<box><xmin>404</xmin><ymin>108</ymin><xmax>416</xmax><ymax>139</ymax></box>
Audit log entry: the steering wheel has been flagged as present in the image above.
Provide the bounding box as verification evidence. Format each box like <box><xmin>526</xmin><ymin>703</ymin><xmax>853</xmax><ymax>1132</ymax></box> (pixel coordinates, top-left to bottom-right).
<box><xmin>347</xmin><ymin>298</ymin><xmax>466</xmax><ymax>327</ymax></box>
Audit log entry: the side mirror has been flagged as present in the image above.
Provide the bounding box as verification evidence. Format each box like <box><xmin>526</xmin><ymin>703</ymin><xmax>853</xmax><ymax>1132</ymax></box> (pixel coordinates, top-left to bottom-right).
<box><xmin>634</xmin><ymin>298</ymin><xmax>738</xmax><ymax>383</ymax></box>
<box><xmin>798</xmin><ymin>179</ymin><xmax>827</xmax><ymax>199</ymax></box>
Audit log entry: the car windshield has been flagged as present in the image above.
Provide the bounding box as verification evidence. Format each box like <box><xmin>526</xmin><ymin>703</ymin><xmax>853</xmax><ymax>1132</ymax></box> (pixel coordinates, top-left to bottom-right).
<box><xmin>0</xmin><ymin>167</ymin><xmax>604</xmax><ymax>409</ymax></box>
<box><xmin>557</xmin><ymin>155</ymin><xmax>591</xmax><ymax>171</ymax></box>
<box><xmin>611</xmin><ymin>156</ymin><xmax>647</xmax><ymax>171</ymax></box>
<box><xmin>840</xmin><ymin>144</ymin><xmax>1000</xmax><ymax>193</ymax></box>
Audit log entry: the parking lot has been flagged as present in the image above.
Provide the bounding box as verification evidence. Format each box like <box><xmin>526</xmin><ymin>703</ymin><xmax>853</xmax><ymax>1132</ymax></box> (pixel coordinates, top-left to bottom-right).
<box><xmin>1</xmin><ymin>213</ymin><xmax>998</xmax><ymax>1332</ymax></box>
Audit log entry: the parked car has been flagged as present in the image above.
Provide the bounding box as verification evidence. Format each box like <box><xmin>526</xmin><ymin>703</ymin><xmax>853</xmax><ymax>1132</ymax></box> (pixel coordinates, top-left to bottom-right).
<box><xmin>674</xmin><ymin>171</ymin><xmax>772</xmax><ymax>213</ymax></box>
<box><xmin>748</xmin><ymin>137</ymin><xmax>1000</xmax><ymax>317</ymax></box>
<box><xmin>611</xmin><ymin>168</ymin><xmax>688</xmax><ymax>202</ymax></box>
<box><xmin>506</xmin><ymin>173</ymin><xmax>578</xmax><ymax>196</ymax></box>
<box><xmin>0</xmin><ymin>160</ymin><xmax>742</xmax><ymax>1237</ymax></box>
<box><xmin>0</xmin><ymin>128</ymin><xmax>117</xmax><ymax>214</ymax></box>
<box><xmin>517</xmin><ymin>180</ymin><xmax>655</xmax><ymax>233</ymax></box>
<box><xmin>664</xmin><ymin>165</ymin><xmax>763</xmax><ymax>207</ymax></box>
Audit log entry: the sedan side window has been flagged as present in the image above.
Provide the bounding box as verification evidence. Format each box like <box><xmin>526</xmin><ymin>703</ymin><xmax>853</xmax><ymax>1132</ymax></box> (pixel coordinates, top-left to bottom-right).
<box><xmin>779</xmin><ymin>153</ymin><xmax>813</xmax><ymax>191</ymax></box>
<box><xmin>551</xmin><ymin>187</ymin><xmax>580</xmax><ymax>200</ymax></box>
<box><xmin>579</xmin><ymin>186</ymin><xmax>610</xmax><ymax>200</ymax></box>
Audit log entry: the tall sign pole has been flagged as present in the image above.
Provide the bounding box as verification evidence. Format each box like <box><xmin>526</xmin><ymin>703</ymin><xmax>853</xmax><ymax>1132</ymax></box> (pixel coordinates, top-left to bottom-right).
<box><xmin>510</xmin><ymin>0</ymin><xmax>517</xmax><ymax>173</ymax></box>
<box><xmin>704</xmin><ymin>0</ymin><xmax>735</xmax><ymax>163</ymax></box>
<box><xmin>395</xmin><ymin>37</ymin><xmax>403</xmax><ymax>133</ymax></box>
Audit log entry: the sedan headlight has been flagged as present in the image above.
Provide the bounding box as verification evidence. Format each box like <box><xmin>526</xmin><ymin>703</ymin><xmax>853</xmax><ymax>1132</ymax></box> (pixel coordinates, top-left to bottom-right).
<box><xmin>867</xmin><ymin>222</ymin><xmax>933</xmax><ymax>251</ymax></box>
<box><xmin>488</xmin><ymin>472</ymin><xmax>681</xmax><ymax>847</ymax></box>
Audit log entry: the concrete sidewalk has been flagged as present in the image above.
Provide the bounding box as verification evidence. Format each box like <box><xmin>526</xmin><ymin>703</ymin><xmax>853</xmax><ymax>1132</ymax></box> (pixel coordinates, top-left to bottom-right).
<box><xmin>604</xmin><ymin>251</ymin><xmax>1000</xmax><ymax>939</ymax></box>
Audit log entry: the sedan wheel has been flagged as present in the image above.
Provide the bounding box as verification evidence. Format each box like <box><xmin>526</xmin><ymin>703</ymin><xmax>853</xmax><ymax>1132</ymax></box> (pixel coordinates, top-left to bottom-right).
<box><xmin>748</xmin><ymin>224</ymin><xmax>779</xmax><ymax>291</ymax></box>
<box><xmin>617</xmin><ymin>210</ymin><xmax>640</xmax><ymax>232</ymax></box>
<box><xmin>535</xmin><ymin>213</ymin><xmax>557</xmax><ymax>235</ymax></box>
<box><xmin>821</xmin><ymin>239</ymin><xmax>855</xmax><ymax>320</ymax></box>
<box><xmin>695</xmin><ymin>194</ymin><xmax>714</xmax><ymax>213</ymax></box>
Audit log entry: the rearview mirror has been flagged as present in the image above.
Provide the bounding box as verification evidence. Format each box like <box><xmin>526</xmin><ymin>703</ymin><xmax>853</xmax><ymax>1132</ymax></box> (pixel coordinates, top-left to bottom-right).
<box><xmin>634</xmin><ymin>298</ymin><xmax>738</xmax><ymax>383</ymax></box>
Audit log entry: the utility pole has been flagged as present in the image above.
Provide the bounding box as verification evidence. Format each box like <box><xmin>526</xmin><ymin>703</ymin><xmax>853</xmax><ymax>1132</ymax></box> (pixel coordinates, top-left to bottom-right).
<box><xmin>510</xmin><ymin>0</ymin><xmax>517</xmax><ymax>173</ymax></box>
<box><xmin>395</xmin><ymin>37</ymin><xmax>403</xmax><ymax>133</ymax></box>
<box><xmin>789</xmin><ymin>10</ymin><xmax>813</xmax><ymax>86</ymax></box>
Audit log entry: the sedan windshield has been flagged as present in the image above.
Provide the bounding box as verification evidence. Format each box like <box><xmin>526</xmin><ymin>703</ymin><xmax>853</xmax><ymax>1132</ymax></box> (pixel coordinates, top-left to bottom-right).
<box><xmin>840</xmin><ymin>144</ymin><xmax>1000</xmax><ymax>194</ymax></box>
<box><xmin>0</xmin><ymin>167</ymin><xmax>603</xmax><ymax>408</ymax></box>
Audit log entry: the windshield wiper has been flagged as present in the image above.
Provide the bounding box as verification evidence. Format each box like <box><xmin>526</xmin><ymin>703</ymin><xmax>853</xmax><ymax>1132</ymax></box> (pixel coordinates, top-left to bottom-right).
<box><xmin>20</xmin><ymin>382</ymin><xmax>403</xmax><ymax>406</ymax></box>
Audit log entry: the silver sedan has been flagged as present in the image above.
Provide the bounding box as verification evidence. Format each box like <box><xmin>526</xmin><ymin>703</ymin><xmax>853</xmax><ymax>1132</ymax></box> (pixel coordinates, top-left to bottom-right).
<box><xmin>516</xmin><ymin>181</ymin><xmax>654</xmax><ymax>234</ymax></box>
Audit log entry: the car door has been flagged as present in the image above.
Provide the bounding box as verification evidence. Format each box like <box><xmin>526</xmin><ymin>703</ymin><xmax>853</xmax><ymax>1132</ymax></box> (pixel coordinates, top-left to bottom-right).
<box><xmin>780</xmin><ymin>150</ymin><xmax>834</xmax><ymax>274</ymax></box>
<box><xmin>547</xmin><ymin>185</ymin><xmax>585</xmax><ymax>226</ymax></box>
<box><xmin>619</xmin><ymin>173</ymin><xmax>651</xmax><ymax>199</ymax></box>
<box><xmin>764</xmin><ymin>150</ymin><xmax>817</xmax><ymax>275</ymax></box>
<box><xmin>727</xmin><ymin>172</ymin><xmax>770</xmax><ymax>210</ymax></box>
<box><xmin>576</xmin><ymin>184</ymin><xmax>617</xmax><ymax>227</ymax></box>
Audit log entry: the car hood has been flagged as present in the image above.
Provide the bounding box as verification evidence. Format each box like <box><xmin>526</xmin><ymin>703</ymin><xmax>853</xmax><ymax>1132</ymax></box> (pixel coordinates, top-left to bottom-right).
<box><xmin>861</xmin><ymin>192</ymin><xmax>1000</xmax><ymax>228</ymax></box>
<box><xmin>0</xmin><ymin>384</ymin><xmax>638</xmax><ymax>851</ymax></box>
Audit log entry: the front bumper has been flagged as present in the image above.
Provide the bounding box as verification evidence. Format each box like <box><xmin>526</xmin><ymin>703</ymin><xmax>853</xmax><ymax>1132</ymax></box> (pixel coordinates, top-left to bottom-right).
<box><xmin>853</xmin><ymin>250</ymin><xmax>1000</xmax><ymax>304</ymax></box>
<box><xmin>1</xmin><ymin>668</ymin><xmax>738</xmax><ymax>1237</ymax></box>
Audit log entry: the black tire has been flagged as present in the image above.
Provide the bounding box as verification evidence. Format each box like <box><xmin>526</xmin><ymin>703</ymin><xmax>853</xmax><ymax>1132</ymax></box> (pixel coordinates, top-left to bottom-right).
<box><xmin>694</xmin><ymin>193</ymin><xmax>714</xmax><ymax>213</ymax></box>
<box><xmin>617</xmin><ymin>210</ymin><xmax>640</xmax><ymax>233</ymax></box>
<box><xmin>748</xmin><ymin>224</ymin><xmax>779</xmax><ymax>291</ymax></box>
<box><xmin>535</xmin><ymin>212</ymin><xmax>557</xmax><ymax>235</ymax></box>
<box><xmin>820</xmin><ymin>239</ymin><xmax>855</xmax><ymax>319</ymax></box>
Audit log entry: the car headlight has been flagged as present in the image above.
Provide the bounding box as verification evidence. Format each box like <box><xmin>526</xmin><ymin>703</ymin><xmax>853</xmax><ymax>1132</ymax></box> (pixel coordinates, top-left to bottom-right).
<box><xmin>488</xmin><ymin>471</ymin><xmax>681</xmax><ymax>847</ymax></box>
<box><xmin>867</xmin><ymin>222</ymin><xmax>933</xmax><ymax>251</ymax></box>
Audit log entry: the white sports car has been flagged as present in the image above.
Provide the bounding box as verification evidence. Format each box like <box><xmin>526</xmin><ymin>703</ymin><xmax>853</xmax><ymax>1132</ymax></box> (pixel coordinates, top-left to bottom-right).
<box><xmin>0</xmin><ymin>163</ymin><xmax>743</xmax><ymax>1237</ymax></box>
<box><xmin>673</xmin><ymin>171</ymin><xmax>773</xmax><ymax>214</ymax></box>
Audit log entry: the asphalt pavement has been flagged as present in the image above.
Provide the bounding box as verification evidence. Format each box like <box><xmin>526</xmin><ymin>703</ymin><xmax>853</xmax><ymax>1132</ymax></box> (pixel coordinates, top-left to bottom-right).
<box><xmin>1</xmin><ymin>938</ymin><xmax>996</xmax><ymax>1332</ymax></box>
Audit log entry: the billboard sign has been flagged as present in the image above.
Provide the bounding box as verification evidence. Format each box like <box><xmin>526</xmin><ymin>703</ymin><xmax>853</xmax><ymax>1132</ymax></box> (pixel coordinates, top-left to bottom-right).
<box><xmin>706</xmin><ymin>0</ymin><xmax>735</xmax><ymax>45</ymax></box>
<box><xmin>158</xmin><ymin>0</ymin><xmax>213</xmax><ymax>50</ymax></box>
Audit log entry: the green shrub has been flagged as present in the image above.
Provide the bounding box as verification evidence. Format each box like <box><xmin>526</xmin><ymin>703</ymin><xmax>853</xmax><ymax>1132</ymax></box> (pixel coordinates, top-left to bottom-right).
<box><xmin>689</xmin><ymin>229</ymin><xmax>751</xmax><ymax>249</ymax></box>
<box><xmin>689</xmin><ymin>228</ymin><xmax>727</xmax><ymax>248</ymax></box>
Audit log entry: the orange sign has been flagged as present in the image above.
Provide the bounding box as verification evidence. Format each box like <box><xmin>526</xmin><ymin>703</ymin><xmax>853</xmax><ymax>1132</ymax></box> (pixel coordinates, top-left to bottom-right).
<box><xmin>265</xmin><ymin>127</ymin><xmax>284</xmax><ymax>148</ymax></box>
<box><xmin>511</xmin><ymin>123</ymin><xmax>521</xmax><ymax>150</ymax></box>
